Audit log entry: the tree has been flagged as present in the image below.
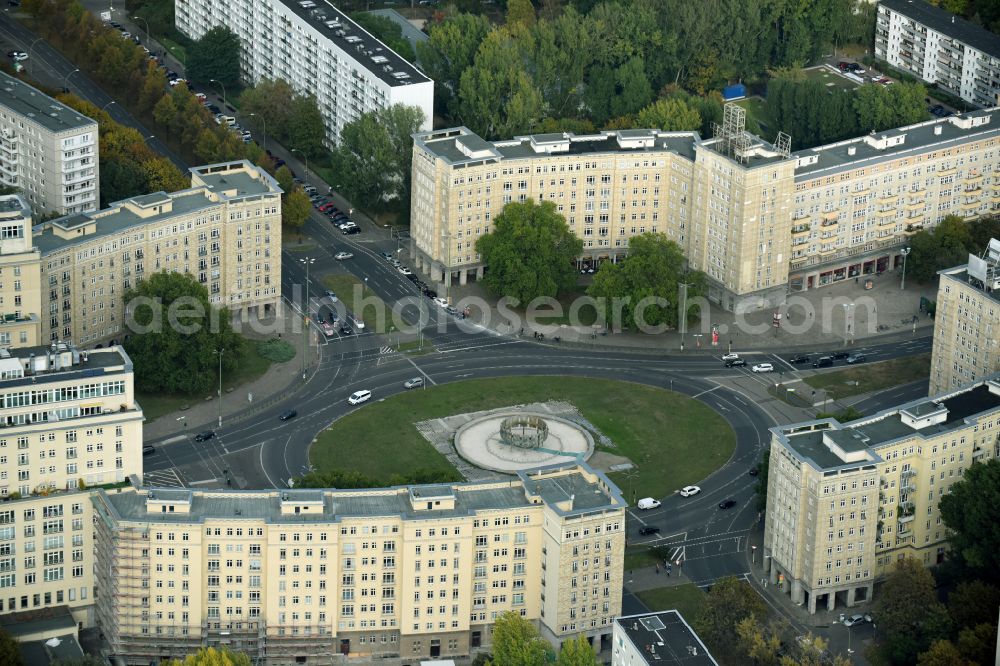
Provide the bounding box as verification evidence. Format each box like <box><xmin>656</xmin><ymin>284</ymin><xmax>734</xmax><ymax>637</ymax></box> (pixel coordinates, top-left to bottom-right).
<box><xmin>186</xmin><ymin>25</ymin><xmax>242</xmax><ymax>88</ymax></box>
<box><xmin>239</xmin><ymin>79</ymin><xmax>296</xmax><ymax>141</ymax></box>
<box><xmin>506</xmin><ymin>0</ymin><xmax>537</xmax><ymax>27</ymax></box>
<box><xmin>332</xmin><ymin>104</ymin><xmax>425</xmax><ymax>215</ymax></box>
<box><xmin>476</xmin><ymin>199</ymin><xmax>583</xmax><ymax>303</ymax></box>
<box><xmin>957</xmin><ymin>623</ymin><xmax>997</xmax><ymax>665</ymax></box>
<box><xmin>0</xmin><ymin>628</ymin><xmax>22</xmax><ymax>666</ymax></box>
<box><xmin>917</xmin><ymin>640</ymin><xmax>970</xmax><ymax>666</ymax></box>
<box><xmin>735</xmin><ymin>617</ymin><xmax>782</xmax><ymax>666</ymax></box>
<box><xmin>907</xmin><ymin>215</ymin><xmax>975</xmax><ymax>284</ymax></box>
<box><xmin>282</xmin><ymin>188</ymin><xmax>311</xmax><ymax>230</ymax></box>
<box><xmin>163</xmin><ymin>647</ymin><xmax>251</xmax><ymax>666</ymax></box>
<box><xmin>417</xmin><ymin>13</ymin><xmax>492</xmax><ymax>119</ymax></box>
<box><xmin>635</xmin><ymin>98</ymin><xmax>702</xmax><ymax>131</ymax></box>
<box><xmin>695</xmin><ymin>576</ymin><xmax>767</xmax><ymax>659</ymax></box>
<box><xmin>587</xmin><ymin>233</ymin><xmax>706</xmax><ymax>330</ymax></box>
<box><xmin>939</xmin><ymin>459</ymin><xmax>1000</xmax><ymax>582</ymax></box>
<box><xmin>556</xmin><ymin>634</ymin><xmax>598</xmax><ymax>666</ymax></box>
<box><xmin>585</xmin><ymin>57</ymin><xmax>653</xmax><ymax>125</ymax></box>
<box><xmin>287</xmin><ymin>95</ymin><xmax>327</xmax><ymax>159</ymax></box>
<box><xmin>947</xmin><ymin>580</ymin><xmax>1000</xmax><ymax>631</ymax></box>
<box><xmin>274</xmin><ymin>166</ymin><xmax>295</xmax><ymax>196</ymax></box>
<box><xmin>873</xmin><ymin>558</ymin><xmax>951</xmax><ymax>665</ymax></box>
<box><xmin>489</xmin><ymin>611</ymin><xmax>552</xmax><ymax>666</ymax></box>
<box><xmin>123</xmin><ymin>272</ymin><xmax>247</xmax><ymax>395</ymax></box>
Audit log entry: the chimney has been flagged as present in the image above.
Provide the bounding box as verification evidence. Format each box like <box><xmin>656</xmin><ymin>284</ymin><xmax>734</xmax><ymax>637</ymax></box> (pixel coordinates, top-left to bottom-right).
<box><xmin>848</xmin><ymin>146</ymin><xmax>856</xmax><ymax>156</ymax></box>
<box><xmin>934</xmin><ymin>125</ymin><xmax>943</xmax><ymax>135</ymax></box>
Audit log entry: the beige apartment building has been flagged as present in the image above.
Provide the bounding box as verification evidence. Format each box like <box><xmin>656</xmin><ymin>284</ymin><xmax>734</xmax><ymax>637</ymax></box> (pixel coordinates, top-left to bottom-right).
<box><xmin>412</xmin><ymin>106</ymin><xmax>1000</xmax><ymax>310</ymax></box>
<box><xmin>90</xmin><ymin>462</ymin><xmax>626</xmax><ymax>665</ymax></box>
<box><xmin>764</xmin><ymin>375</ymin><xmax>1000</xmax><ymax>614</ymax></box>
<box><xmin>929</xmin><ymin>242</ymin><xmax>1000</xmax><ymax>395</ymax></box>
<box><xmin>0</xmin><ymin>71</ymin><xmax>99</xmax><ymax>217</ymax></box>
<box><xmin>0</xmin><ymin>194</ymin><xmax>42</xmax><ymax>348</ymax></box>
<box><xmin>33</xmin><ymin>160</ymin><xmax>282</xmax><ymax>346</ymax></box>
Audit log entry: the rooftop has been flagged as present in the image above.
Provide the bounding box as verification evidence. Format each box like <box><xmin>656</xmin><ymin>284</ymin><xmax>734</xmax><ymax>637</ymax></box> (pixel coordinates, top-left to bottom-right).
<box><xmin>793</xmin><ymin>108</ymin><xmax>1000</xmax><ymax>179</ymax></box>
<box><xmin>615</xmin><ymin>611</ymin><xmax>719</xmax><ymax>666</ymax></box>
<box><xmin>0</xmin><ymin>604</ymin><xmax>77</xmax><ymax>637</ymax></box>
<box><xmin>0</xmin><ymin>194</ymin><xmax>30</xmax><ymax>219</ymax></box>
<box><xmin>96</xmin><ymin>463</ymin><xmax>624</xmax><ymax>524</ymax></box>
<box><xmin>0</xmin><ymin>344</ymin><xmax>132</xmax><ymax>390</ymax></box>
<box><xmin>0</xmin><ymin>71</ymin><xmax>96</xmax><ymax>134</ymax></box>
<box><xmin>880</xmin><ymin>0</ymin><xmax>1000</xmax><ymax>59</ymax></box>
<box><xmin>775</xmin><ymin>377</ymin><xmax>1000</xmax><ymax>471</ymax></box>
<box><xmin>275</xmin><ymin>0</ymin><xmax>428</xmax><ymax>87</ymax></box>
<box><xmin>938</xmin><ymin>264</ymin><xmax>1000</xmax><ymax>306</ymax></box>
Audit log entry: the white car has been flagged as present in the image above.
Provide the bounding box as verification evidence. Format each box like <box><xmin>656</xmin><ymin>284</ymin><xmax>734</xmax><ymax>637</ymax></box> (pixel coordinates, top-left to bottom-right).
<box><xmin>396</xmin><ymin>266</ymin><xmax>412</xmax><ymax>276</ymax></box>
<box><xmin>843</xmin><ymin>614</ymin><xmax>871</xmax><ymax>627</ymax></box>
<box><xmin>679</xmin><ymin>485</ymin><xmax>701</xmax><ymax>497</ymax></box>
<box><xmin>323</xmin><ymin>290</ymin><xmax>338</xmax><ymax>303</ymax></box>
<box><xmin>11</xmin><ymin>53</ymin><xmax>28</xmax><ymax>63</ymax></box>
<box><xmin>334</xmin><ymin>251</ymin><xmax>353</xmax><ymax>260</ymax></box>
<box><xmin>347</xmin><ymin>390</ymin><xmax>371</xmax><ymax>405</ymax></box>
<box><xmin>403</xmin><ymin>377</ymin><xmax>424</xmax><ymax>389</ymax></box>
<box><xmin>721</xmin><ymin>352</ymin><xmax>739</xmax><ymax>361</ymax></box>
<box><xmin>751</xmin><ymin>363</ymin><xmax>775</xmax><ymax>373</ymax></box>
<box><xmin>432</xmin><ymin>297</ymin><xmax>449</xmax><ymax>308</ymax></box>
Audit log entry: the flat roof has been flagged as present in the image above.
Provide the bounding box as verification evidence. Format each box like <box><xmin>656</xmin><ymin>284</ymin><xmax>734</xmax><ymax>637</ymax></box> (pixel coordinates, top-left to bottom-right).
<box><xmin>0</xmin><ymin>605</ymin><xmax>77</xmax><ymax>636</ymax></box>
<box><xmin>0</xmin><ymin>345</ymin><xmax>131</xmax><ymax>390</ymax></box>
<box><xmin>98</xmin><ymin>463</ymin><xmax>623</xmax><ymax>524</ymax></box>
<box><xmin>274</xmin><ymin>0</ymin><xmax>428</xmax><ymax>87</ymax></box>
<box><xmin>938</xmin><ymin>265</ymin><xmax>1000</xmax><ymax>306</ymax></box>
<box><xmin>615</xmin><ymin>611</ymin><xmax>719</xmax><ymax>666</ymax></box>
<box><xmin>793</xmin><ymin>108</ymin><xmax>1000</xmax><ymax>180</ymax></box>
<box><xmin>0</xmin><ymin>72</ymin><xmax>96</xmax><ymax>135</ymax></box>
<box><xmin>880</xmin><ymin>0</ymin><xmax>1000</xmax><ymax>59</ymax></box>
<box><xmin>777</xmin><ymin>377</ymin><xmax>1000</xmax><ymax>471</ymax></box>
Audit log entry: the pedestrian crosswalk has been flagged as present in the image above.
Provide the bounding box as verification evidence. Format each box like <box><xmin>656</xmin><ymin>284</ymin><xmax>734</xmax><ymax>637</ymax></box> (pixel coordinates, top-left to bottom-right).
<box><xmin>379</xmin><ymin>346</ymin><xmax>394</xmax><ymax>355</ymax></box>
<box><xmin>143</xmin><ymin>469</ymin><xmax>185</xmax><ymax>488</ymax></box>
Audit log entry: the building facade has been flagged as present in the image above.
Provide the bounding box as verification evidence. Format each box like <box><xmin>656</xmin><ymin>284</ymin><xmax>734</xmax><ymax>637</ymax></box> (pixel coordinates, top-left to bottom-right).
<box><xmin>33</xmin><ymin>161</ymin><xmax>282</xmax><ymax>346</ymax></box>
<box><xmin>611</xmin><ymin>611</ymin><xmax>718</xmax><ymax>666</ymax></box>
<box><xmin>175</xmin><ymin>0</ymin><xmax>433</xmax><ymax>146</ymax></box>
<box><xmin>90</xmin><ymin>463</ymin><xmax>626</xmax><ymax>665</ymax></box>
<box><xmin>929</xmin><ymin>242</ymin><xmax>1000</xmax><ymax>395</ymax></box>
<box><xmin>763</xmin><ymin>375</ymin><xmax>1000</xmax><ymax>614</ymax></box>
<box><xmin>411</xmin><ymin>107</ymin><xmax>1000</xmax><ymax>311</ymax></box>
<box><xmin>0</xmin><ymin>72</ymin><xmax>99</xmax><ymax>217</ymax></box>
<box><xmin>0</xmin><ymin>195</ymin><xmax>42</xmax><ymax>348</ymax></box>
<box><xmin>875</xmin><ymin>0</ymin><xmax>1000</xmax><ymax>108</ymax></box>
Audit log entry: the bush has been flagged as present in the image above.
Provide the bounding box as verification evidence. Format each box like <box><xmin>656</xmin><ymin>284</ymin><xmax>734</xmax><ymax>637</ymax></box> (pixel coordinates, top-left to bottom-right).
<box><xmin>256</xmin><ymin>339</ymin><xmax>295</xmax><ymax>363</ymax></box>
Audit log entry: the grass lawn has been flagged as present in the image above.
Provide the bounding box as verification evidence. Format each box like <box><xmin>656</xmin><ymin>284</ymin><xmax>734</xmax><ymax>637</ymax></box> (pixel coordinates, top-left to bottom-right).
<box><xmin>321</xmin><ymin>274</ymin><xmax>394</xmax><ymax>333</ymax></box>
<box><xmin>159</xmin><ymin>37</ymin><xmax>187</xmax><ymax>68</ymax></box>
<box><xmin>736</xmin><ymin>97</ymin><xmax>773</xmax><ymax>133</ymax></box>
<box><xmin>636</xmin><ymin>584</ymin><xmax>707</xmax><ymax>621</ymax></box>
<box><xmin>804</xmin><ymin>353</ymin><xmax>931</xmax><ymax>400</ymax></box>
<box><xmin>137</xmin><ymin>340</ymin><xmax>275</xmax><ymax>424</ymax></box>
<box><xmin>803</xmin><ymin>65</ymin><xmax>861</xmax><ymax>93</ymax></box>
<box><xmin>398</xmin><ymin>339</ymin><xmax>435</xmax><ymax>355</ymax></box>
<box><xmin>526</xmin><ymin>287</ymin><xmax>599</xmax><ymax>327</ymax></box>
<box><xmin>309</xmin><ymin>377</ymin><xmax>735</xmax><ymax>496</ymax></box>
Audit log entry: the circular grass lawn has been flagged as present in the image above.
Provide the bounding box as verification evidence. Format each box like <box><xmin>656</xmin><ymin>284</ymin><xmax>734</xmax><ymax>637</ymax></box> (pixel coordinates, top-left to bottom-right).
<box><xmin>309</xmin><ymin>376</ymin><xmax>735</xmax><ymax>499</ymax></box>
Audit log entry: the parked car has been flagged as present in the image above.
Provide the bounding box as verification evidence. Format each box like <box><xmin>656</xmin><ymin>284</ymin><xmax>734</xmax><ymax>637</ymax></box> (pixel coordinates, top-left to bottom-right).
<box><xmin>279</xmin><ymin>409</ymin><xmax>297</xmax><ymax>421</ymax></box>
<box><xmin>789</xmin><ymin>354</ymin><xmax>811</xmax><ymax>364</ymax></box>
<box><xmin>7</xmin><ymin>51</ymin><xmax>27</xmax><ymax>62</ymax></box>
<box><xmin>334</xmin><ymin>251</ymin><xmax>353</xmax><ymax>260</ymax></box>
<box><xmin>718</xmin><ymin>498</ymin><xmax>737</xmax><ymax>510</ymax></box>
<box><xmin>433</xmin><ymin>297</ymin><xmax>449</xmax><ymax>308</ymax></box>
<box><xmin>752</xmin><ymin>363</ymin><xmax>775</xmax><ymax>373</ymax></box>
<box><xmin>846</xmin><ymin>353</ymin><xmax>866</xmax><ymax>364</ymax></box>
<box><xmin>327</xmin><ymin>311</ymin><xmax>339</xmax><ymax>324</ymax></box>
<box><xmin>194</xmin><ymin>430</ymin><xmax>215</xmax><ymax>442</ymax></box>
<box><xmin>423</xmin><ymin>289</ymin><xmax>438</xmax><ymax>299</ymax></box>
<box><xmin>837</xmin><ymin>61</ymin><xmax>851</xmax><ymax>71</ymax></box>
<box><xmin>339</xmin><ymin>323</ymin><xmax>353</xmax><ymax>335</ymax></box>
<box><xmin>168</xmin><ymin>78</ymin><xmax>187</xmax><ymax>87</ymax></box>
<box><xmin>725</xmin><ymin>358</ymin><xmax>747</xmax><ymax>368</ymax></box>
<box><xmin>638</xmin><ymin>526</ymin><xmax>660</xmax><ymax>536</ymax></box>
<box><xmin>679</xmin><ymin>485</ymin><xmax>700</xmax><ymax>497</ymax></box>
<box><xmin>397</xmin><ymin>266</ymin><xmax>413</xmax><ymax>276</ymax></box>
<box><xmin>321</xmin><ymin>322</ymin><xmax>335</xmax><ymax>337</ymax></box>
<box><xmin>748</xmin><ymin>467</ymin><xmax>759</xmax><ymax>476</ymax></box>
<box><xmin>348</xmin><ymin>390</ymin><xmax>372</xmax><ymax>405</ymax></box>
<box><xmin>323</xmin><ymin>290</ymin><xmax>338</xmax><ymax>302</ymax></box>
<box><xmin>342</xmin><ymin>226</ymin><xmax>361</xmax><ymax>235</ymax></box>
<box><xmin>843</xmin><ymin>614</ymin><xmax>872</xmax><ymax>627</ymax></box>
<box><xmin>847</xmin><ymin>62</ymin><xmax>865</xmax><ymax>74</ymax></box>
<box><xmin>380</xmin><ymin>251</ymin><xmax>393</xmax><ymax>260</ymax></box>
<box><xmin>403</xmin><ymin>377</ymin><xmax>424</xmax><ymax>390</ymax></box>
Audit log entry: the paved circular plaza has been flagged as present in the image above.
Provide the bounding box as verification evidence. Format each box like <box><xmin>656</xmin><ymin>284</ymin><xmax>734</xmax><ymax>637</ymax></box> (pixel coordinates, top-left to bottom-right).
<box><xmin>454</xmin><ymin>411</ymin><xmax>595</xmax><ymax>474</ymax></box>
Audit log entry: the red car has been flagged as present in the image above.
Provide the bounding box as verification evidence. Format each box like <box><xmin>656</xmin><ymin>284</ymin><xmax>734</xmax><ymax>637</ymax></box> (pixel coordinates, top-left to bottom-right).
<box><xmin>318</xmin><ymin>203</ymin><xmax>336</xmax><ymax>212</ymax></box>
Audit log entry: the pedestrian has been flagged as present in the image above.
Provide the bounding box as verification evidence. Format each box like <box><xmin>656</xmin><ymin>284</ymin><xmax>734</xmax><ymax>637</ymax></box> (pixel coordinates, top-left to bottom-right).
<box><xmin>655</xmin><ymin>564</ymin><xmax>659</xmax><ymax>574</ymax></box>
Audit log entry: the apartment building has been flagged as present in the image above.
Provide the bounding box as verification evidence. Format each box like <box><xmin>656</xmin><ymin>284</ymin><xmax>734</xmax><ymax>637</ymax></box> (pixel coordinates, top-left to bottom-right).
<box><xmin>0</xmin><ymin>72</ymin><xmax>99</xmax><ymax>217</ymax></box>
<box><xmin>0</xmin><ymin>195</ymin><xmax>42</xmax><ymax>348</ymax></box>
<box><xmin>611</xmin><ymin>611</ymin><xmax>718</xmax><ymax>666</ymax></box>
<box><xmin>412</xmin><ymin>108</ymin><xmax>999</xmax><ymax>310</ymax></box>
<box><xmin>929</xmin><ymin>240</ymin><xmax>1000</xmax><ymax>395</ymax></box>
<box><xmin>175</xmin><ymin>0</ymin><xmax>433</xmax><ymax>146</ymax></box>
<box><xmin>33</xmin><ymin>161</ymin><xmax>282</xmax><ymax>346</ymax></box>
<box><xmin>90</xmin><ymin>462</ymin><xmax>626</xmax><ymax>665</ymax></box>
<box><xmin>0</xmin><ymin>489</ymin><xmax>98</xmax><ymax>628</ymax></box>
<box><xmin>0</xmin><ymin>343</ymin><xmax>143</xmax><ymax>495</ymax></box>
<box><xmin>763</xmin><ymin>375</ymin><xmax>1000</xmax><ymax>614</ymax></box>
<box><xmin>875</xmin><ymin>0</ymin><xmax>1000</xmax><ymax>108</ymax></box>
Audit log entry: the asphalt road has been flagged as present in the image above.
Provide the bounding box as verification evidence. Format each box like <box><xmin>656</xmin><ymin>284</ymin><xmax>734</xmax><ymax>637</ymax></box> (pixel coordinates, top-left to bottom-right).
<box><xmin>0</xmin><ymin>12</ymin><xmax>187</xmax><ymax>170</ymax></box>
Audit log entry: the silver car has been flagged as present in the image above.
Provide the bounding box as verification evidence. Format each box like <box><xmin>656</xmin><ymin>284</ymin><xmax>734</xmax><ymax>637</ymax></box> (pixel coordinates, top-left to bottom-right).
<box><xmin>403</xmin><ymin>377</ymin><xmax>424</xmax><ymax>389</ymax></box>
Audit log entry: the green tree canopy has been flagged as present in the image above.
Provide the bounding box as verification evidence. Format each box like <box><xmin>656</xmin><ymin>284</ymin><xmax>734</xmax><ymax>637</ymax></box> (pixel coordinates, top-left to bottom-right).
<box><xmin>695</xmin><ymin>576</ymin><xmax>767</xmax><ymax>659</ymax></box>
<box><xmin>123</xmin><ymin>272</ymin><xmax>247</xmax><ymax>395</ymax></box>
<box><xmin>874</xmin><ymin>558</ymin><xmax>951</xmax><ymax>665</ymax></box>
<box><xmin>956</xmin><ymin>623</ymin><xmax>997</xmax><ymax>665</ymax></box>
<box><xmin>587</xmin><ymin>233</ymin><xmax>706</xmax><ymax>330</ymax></box>
<box><xmin>187</xmin><ymin>26</ymin><xmax>242</xmax><ymax>88</ymax></box>
<box><xmin>488</xmin><ymin>611</ymin><xmax>553</xmax><ymax>666</ymax></box>
<box><xmin>287</xmin><ymin>95</ymin><xmax>328</xmax><ymax>159</ymax></box>
<box><xmin>163</xmin><ymin>647</ymin><xmax>251</xmax><ymax>666</ymax></box>
<box><xmin>506</xmin><ymin>0</ymin><xmax>537</xmax><ymax>27</ymax></box>
<box><xmin>947</xmin><ymin>580</ymin><xmax>1000</xmax><ymax>631</ymax></box>
<box><xmin>907</xmin><ymin>215</ymin><xmax>993</xmax><ymax>284</ymax></box>
<box><xmin>417</xmin><ymin>13</ymin><xmax>492</xmax><ymax>119</ymax></box>
<box><xmin>476</xmin><ymin>199</ymin><xmax>583</xmax><ymax>303</ymax></box>
<box><xmin>0</xmin><ymin>628</ymin><xmax>22</xmax><ymax>666</ymax></box>
<box><xmin>939</xmin><ymin>459</ymin><xmax>1000</xmax><ymax>582</ymax></box>
<box><xmin>239</xmin><ymin>79</ymin><xmax>296</xmax><ymax>141</ymax></box>
<box><xmin>556</xmin><ymin>634</ymin><xmax>598</xmax><ymax>666</ymax></box>
<box><xmin>635</xmin><ymin>97</ymin><xmax>702</xmax><ymax>131</ymax></box>
<box><xmin>917</xmin><ymin>640</ymin><xmax>971</xmax><ymax>666</ymax></box>
<box><xmin>282</xmin><ymin>188</ymin><xmax>311</xmax><ymax>230</ymax></box>
<box><xmin>332</xmin><ymin>104</ymin><xmax>425</xmax><ymax>216</ymax></box>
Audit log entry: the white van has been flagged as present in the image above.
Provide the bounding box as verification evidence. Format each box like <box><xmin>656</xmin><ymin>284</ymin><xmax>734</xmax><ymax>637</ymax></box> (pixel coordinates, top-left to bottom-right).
<box><xmin>637</xmin><ymin>497</ymin><xmax>661</xmax><ymax>510</ymax></box>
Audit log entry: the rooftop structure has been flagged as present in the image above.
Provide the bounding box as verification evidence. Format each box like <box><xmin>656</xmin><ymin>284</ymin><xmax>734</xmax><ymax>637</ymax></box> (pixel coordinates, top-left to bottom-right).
<box><xmin>611</xmin><ymin>611</ymin><xmax>718</xmax><ymax>666</ymax></box>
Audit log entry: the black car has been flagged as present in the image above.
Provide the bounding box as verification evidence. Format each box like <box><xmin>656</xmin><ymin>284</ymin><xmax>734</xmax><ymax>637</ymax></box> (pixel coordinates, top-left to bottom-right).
<box><xmin>718</xmin><ymin>498</ymin><xmax>737</xmax><ymax>510</ymax></box>
<box><xmin>638</xmin><ymin>526</ymin><xmax>660</xmax><ymax>536</ymax></box>
<box><xmin>846</xmin><ymin>353</ymin><xmax>866</xmax><ymax>364</ymax></box>
<box><xmin>339</xmin><ymin>323</ymin><xmax>353</xmax><ymax>335</ymax></box>
<box><xmin>207</xmin><ymin>104</ymin><xmax>221</xmax><ymax>114</ymax></box>
<box><xmin>832</xmin><ymin>351</ymin><xmax>850</xmax><ymax>360</ymax></box>
<box><xmin>142</xmin><ymin>444</ymin><xmax>155</xmax><ymax>456</ymax></box>
<box><xmin>789</xmin><ymin>354</ymin><xmax>810</xmax><ymax>364</ymax></box>
<box><xmin>725</xmin><ymin>358</ymin><xmax>747</xmax><ymax>368</ymax></box>
<box><xmin>748</xmin><ymin>468</ymin><xmax>759</xmax><ymax>476</ymax></box>
<box><xmin>342</xmin><ymin>226</ymin><xmax>361</xmax><ymax>235</ymax></box>
<box><xmin>194</xmin><ymin>430</ymin><xmax>215</xmax><ymax>442</ymax></box>
<box><xmin>279</xmin><ymin>409</ymin><xmax>298</xmax><ymax>421</ymax></box>
<box><xmin>327</xmin><ymin>311</ymin><xmax>339</xmax><ymax>324</ymax></box>
<box><xmin>406</xmin><ymin>273</ymin><xmax>419</xmax><ymax>282</ymax></box>
<box><xmin>424</xmin><ymin>289</ymin><xmax>438</xmax><ymax>299</ymax></box>
<box><xmin>380</xmin><ymin>252</ymin><xmax>393</xmax><ymax>260</ymax></box>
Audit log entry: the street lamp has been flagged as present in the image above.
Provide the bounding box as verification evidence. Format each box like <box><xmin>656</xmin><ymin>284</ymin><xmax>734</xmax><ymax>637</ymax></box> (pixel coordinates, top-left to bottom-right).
<box><xmin>131</xmin><ymin>15</ymin><xmax>150</xmax><ymax>44</ymax></box>
<box><xmin>63</xmin><ymin>68</ymin><xmax>80</xmax><ymax>91</ymax></box>
<box><xmin>209</xmin><ymin>78</ymin><xmax>228</xmax><ymax>108</ymax></box>
<box><xmin>290</xmin><ymin>148</ymin><xmax>309</xmax><ymax>173</ymax></box>
<box><xmin>900</xmin><ymin>247</ymin><xmax>911</xmax><ymax>290</ymax></box>
<box><xmin>101</xmin><ymin>100</ymin><xmax>116</xmax><ymax>113</ymax></box>
<box><xmin>214</xmin><ymin>349</ymin><xmax>224</xmax><ymax>429</ymax></box>
<box><xmin>27</xmin><ymin>37</ymin><xmax>43</xmax><ymax>77</ymax></box>
<box><xmin>300</xmin><ymin>257</ymin><xmax>315</xmax><ymax>380</ymax></box>
<box><xmin>248</xmin><ymin>113</ymin><xmax>266</xmax><ymax>150</ymax></box>
<box><xmin>842</xmin><ymin>302</ymin><xmax>855</xmax><ymax>346</ymax></box>
<box><xmin>679</xmin><ymin>282</ymin><xmax>692</xmax><ymax>351</ymax></box>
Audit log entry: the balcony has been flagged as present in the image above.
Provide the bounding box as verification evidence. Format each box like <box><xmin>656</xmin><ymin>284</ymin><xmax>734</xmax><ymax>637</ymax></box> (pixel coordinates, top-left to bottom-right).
<box><xmin>964</xmin><ymin>173</ymin><xmax>984</xmax><ymax>186</ymax></box>
<box><xmin>819</xmin><ymin>244</ymin><xmax>837</xmax><ymax>256</ymax></box>
<box><xmin>877</xmin><ymin>215</ymin><xmax>897</xmax><ymax>228</ymax></box>
<box><xmin>905</xmin><ymin>200</ymin><xmax>924</xmax><ymax>211</ymax></box>
<box><xmin>972</xmin><ymin>447</ymin><xmax>987</xmax><ymax>459</ymax></box>
<box><xmin>791</xmin><ymin>224</ymin><xmax>810</xmax><ymax>237</ymax></box>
